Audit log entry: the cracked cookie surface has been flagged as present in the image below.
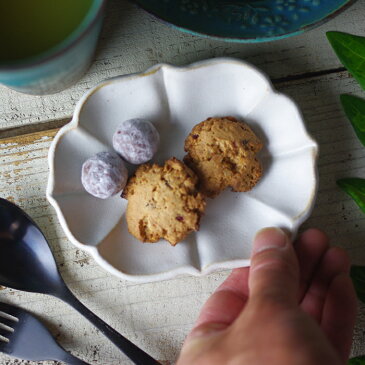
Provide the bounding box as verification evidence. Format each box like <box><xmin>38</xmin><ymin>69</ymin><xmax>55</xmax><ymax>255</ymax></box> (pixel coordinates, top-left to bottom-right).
<box><xmin>122</xmin><ymin>158</ymin><xmax>206</xmax><ymax>245</ymax></box>
<box><xmin>184</xmin><ymin>117</ymin><xmax>263</xmax><ymax>198</ymax></box>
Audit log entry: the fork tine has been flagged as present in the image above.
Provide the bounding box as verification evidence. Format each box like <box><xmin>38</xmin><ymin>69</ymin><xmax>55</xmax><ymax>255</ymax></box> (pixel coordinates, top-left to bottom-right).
<box><xmin>0</xmin><ymin>313</ymin><xmax>18</xmax><ymax>328</ymax></box>
<box><xmin>0</xmin><ymin>333</ymin><xmax>10</xmax><ymax>353</ymax></box>
<box><xmin>0</xmin><ymin>318</ymin><xmax>14</xmax><ymax>330</ymax></box>
<box><xmin>0</xmin><ymin>325</ymin><xmax>13</xmax><ymax>339</ymax></box>
<box><xmin>0</xmin><ymin>303</ymin><xmax>20</xmax><ymax>317</ymax></box>
<box><xmin>0</xmin><ymin>335</ymin><xmax>10</xmax><ymax>346</ymax></box>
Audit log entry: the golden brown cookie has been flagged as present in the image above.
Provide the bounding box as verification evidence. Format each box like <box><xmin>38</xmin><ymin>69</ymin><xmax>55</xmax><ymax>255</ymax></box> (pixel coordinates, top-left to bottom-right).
<box><xmin>184</xmin><ymin>116</ymin><xmax>263</xmax><ymax>198</ymax></box>
<box><xmin>122</xmin><ymin>157</ymin><xmax>206</xmax><ymax>246</ymax></box>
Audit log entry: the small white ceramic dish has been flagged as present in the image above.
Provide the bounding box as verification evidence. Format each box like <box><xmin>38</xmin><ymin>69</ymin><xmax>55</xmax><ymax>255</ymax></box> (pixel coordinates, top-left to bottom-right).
<box><xmin>47</xmin><ymin>58</ymin><xmax>318</xmax><ymax>283</ymax></box>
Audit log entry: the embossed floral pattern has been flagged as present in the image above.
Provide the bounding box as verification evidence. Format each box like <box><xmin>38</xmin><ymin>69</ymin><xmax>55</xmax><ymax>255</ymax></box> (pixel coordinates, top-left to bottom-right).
<box><xmin>141</xmin><ymin>0</ymin><xmax>351</xmax><ymax>40</ymax></box>
<box><xmin>276</xmin><ymin>0</ymin><xmax>297</xmax><ymax>11</ymax></box>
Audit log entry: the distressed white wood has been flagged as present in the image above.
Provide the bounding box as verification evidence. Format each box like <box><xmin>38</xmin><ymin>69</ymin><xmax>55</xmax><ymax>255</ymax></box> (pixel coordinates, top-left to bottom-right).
<box><xmin>1</xmin><ymin>70</ymin><xmax>365</xmax><ymax>363</ymax></box>
<box><xmin>1</xmin><ymin>1</ymin><xmax>365</xmax><ymax>362</ymax></box>
<box><xmin>1</xmin><ymin>0</ymin><xmax>365</xmax><ymax>130</ymax></box>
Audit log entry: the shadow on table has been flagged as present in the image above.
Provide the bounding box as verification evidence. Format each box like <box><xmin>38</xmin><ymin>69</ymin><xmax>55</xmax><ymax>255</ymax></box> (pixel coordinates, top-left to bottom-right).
<box><xmin>275</xmin><ymin>73</ymin><xmax>365</xmax><ymax>262</ymax></box>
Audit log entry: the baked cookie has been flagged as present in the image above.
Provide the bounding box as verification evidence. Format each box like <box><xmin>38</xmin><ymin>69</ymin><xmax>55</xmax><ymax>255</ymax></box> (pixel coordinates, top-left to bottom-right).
<box><xmin>184</xmin><ymin>116</ymin><xmax>263</xmax><ymax>198</ymax></box>
<box><xmin>122</xmin><ymin>157</ymin><xmax>206</xmax><ymax>245</ymax></box>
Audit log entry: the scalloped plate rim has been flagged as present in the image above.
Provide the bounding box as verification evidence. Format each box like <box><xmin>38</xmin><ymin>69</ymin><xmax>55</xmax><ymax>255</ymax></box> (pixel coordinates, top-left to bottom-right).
<box><xmin>46</xmin><ymin>57</ymin><xmax>318</xmax><ymax>283</ymax></box>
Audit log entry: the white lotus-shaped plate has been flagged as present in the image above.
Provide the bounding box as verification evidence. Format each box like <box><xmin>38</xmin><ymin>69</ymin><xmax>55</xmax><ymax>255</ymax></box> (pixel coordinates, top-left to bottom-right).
<box><xmin>47</xmin><ymin>58</ymin><xmax>318</xmax><ymax>283</ymax></box>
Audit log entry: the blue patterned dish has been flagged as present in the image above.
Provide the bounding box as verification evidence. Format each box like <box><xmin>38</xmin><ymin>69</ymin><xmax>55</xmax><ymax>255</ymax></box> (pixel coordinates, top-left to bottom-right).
<box><xmin>134</xmin><ymin>0</ymin><xmax>356</xmax><ymax>42</ymax></box>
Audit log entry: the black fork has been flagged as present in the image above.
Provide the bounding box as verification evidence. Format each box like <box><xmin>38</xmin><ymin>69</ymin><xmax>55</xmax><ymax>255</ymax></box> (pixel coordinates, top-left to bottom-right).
<box><xmin>0</xmin><ymin>302</ymin><xmax>90</xmax><ymax>364</ymax></box>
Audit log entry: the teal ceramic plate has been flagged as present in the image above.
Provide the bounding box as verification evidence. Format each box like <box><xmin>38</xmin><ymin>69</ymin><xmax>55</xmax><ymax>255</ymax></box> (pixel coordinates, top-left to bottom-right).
<box><xmin>134</xmin><ymin>0</ymin><xmax>356</xmax><ymax>42</ymax></box>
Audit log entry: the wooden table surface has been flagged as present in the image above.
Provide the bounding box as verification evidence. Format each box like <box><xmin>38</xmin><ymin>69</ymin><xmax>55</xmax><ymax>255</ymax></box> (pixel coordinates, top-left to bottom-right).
<box><xmin>1</xmin><ymin>0</ymin><xmax>365</xmax><ymax>363</ymax></box>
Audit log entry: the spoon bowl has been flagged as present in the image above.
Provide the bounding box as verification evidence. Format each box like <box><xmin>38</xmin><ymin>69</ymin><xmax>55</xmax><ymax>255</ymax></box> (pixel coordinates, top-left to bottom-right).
<box><xmin>0</xmin><ymin>198</ymin><xmax>63</xmax><ymax>295</ymax></box>
<box><xmin>0</xmin><ymin>198</ymin><xmax>159</xmax><ymax>365</ymax></box>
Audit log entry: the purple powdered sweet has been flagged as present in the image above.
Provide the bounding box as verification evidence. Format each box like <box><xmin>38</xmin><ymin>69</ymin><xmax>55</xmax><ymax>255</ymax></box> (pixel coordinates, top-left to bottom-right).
<box><xmin>112</xmin><ymin>118</ymin><xmax>160</xmax><ymax>164</ymax></box>
<box><xmin>81</xmin><ymin>151</ymin><xmax>128</xmax><ymax>199</ymax></box>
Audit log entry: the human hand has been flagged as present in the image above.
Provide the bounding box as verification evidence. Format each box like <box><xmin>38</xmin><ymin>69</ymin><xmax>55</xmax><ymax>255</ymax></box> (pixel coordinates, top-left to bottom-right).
<box><xmin>176</xmin><ymin>228</ymin><xmax>357</xmax><ymax>365</ymax></box>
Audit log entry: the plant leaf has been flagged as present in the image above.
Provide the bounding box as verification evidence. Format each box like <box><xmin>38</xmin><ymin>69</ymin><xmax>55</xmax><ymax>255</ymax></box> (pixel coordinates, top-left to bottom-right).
<box><xmin>340</xmin><ymin>94</ymin><xmax>365</xmax><ymax>147</ymax></box>
<box><xmin>349</xmin><ymin>355</ymin><xmax>365</xmax><ymax>364</ymax></box>
<box><xmin>350</xmin><ymin>266</ymin><xmax>365</xmax><ymax>304</ymax></box>
<box><xmin>327</xmin><ymin>31</ymin><xmax>365</xmax><ymax>91</ymax></box>
<box><xmin>337</xmin><ymin>178</ymin><xmax>365</xmax><ymax>214</ymax></box>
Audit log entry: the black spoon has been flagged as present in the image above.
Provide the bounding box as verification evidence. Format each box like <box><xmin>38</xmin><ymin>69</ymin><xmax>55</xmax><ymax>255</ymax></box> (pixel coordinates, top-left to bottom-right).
<box><xmin>0</xmin><ymin>198</ymin><xmax>159</xmax><ymax>365</ymax></box>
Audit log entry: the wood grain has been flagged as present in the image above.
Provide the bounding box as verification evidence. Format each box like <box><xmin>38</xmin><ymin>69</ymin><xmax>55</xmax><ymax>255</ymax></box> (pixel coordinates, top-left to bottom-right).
<box><xmin>1</xmin><ymin>1</ymin><xmax>365</xmax><ymax>363</ymax></box>
<box><xmin>0</xmin><ymin>130</ymin><xmax>230</xmax><ymax>364</ymax></box>
<box><xmin>1</xmin><ymin>67</ymin><xmax>365</xmax><ymax>363</ymax></box>
<box><xmin>1</xmin><ymin>0</ymin><xmax>365</xmax><ymax>131</ymax></box>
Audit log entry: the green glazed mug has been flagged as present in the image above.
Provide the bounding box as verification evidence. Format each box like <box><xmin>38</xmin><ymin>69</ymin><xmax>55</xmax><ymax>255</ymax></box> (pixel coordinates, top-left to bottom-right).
<box><xmin>0</xmin><ymin>0</ymin><xmax>106</xmax><ymax>95</ymax></box>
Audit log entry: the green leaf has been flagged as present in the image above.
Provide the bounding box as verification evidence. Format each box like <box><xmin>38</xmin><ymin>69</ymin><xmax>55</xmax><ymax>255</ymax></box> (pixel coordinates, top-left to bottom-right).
<box><xmin>340</xmin><ymin>94</ymin><xmax>365</xmax><ymax>147</ymax></box>
<box><xmin>350</xmin><ymin>266</ymin><xmax>365</xmax><ymax>304</ymax></box>
<box><xmin>349</xmin><ymin>355</ymin><xmax>365</xmax><ymax>364</ymax></box>
<box><xmin>327</xmin><ymin>31</ymin><xmax>365</xmax><ymax>91</ymax></box>
<box><xmin>337</xmin><ymin>178</ymin><xmax>365</xmax><ymax>214</ymax></box>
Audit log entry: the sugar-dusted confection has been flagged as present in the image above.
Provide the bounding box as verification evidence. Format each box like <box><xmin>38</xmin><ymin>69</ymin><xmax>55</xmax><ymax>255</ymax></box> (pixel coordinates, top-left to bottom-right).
<box><xmin>122</xmin><ymin>158</ymin><xmax>206</xmax><ymax>245</ymax></box>
<box><xmin>81</xmin><ymin>151</ymin><xmax>128</xmax><ymax>199</ymax></box>
<box><xmin>184</xmin><ymin>116</ymin><xmax>263</xmax><ymax>198</ymax></box>
<box><xmin>113</xmin><ymin>118</ymin><xmax>160</xmax><ymax>164</ymax></box>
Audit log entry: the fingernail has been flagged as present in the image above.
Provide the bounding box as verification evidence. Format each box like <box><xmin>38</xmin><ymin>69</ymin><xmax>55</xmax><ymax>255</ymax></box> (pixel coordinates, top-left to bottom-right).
<box><xmin>253</xmin><ymin>227</ymin><xmax>288</xmax><ymax>254</ymax></box>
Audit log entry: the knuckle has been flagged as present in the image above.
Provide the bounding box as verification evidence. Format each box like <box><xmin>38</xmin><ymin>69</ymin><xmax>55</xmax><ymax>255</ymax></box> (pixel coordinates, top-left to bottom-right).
<box><xmin>253</xmin><ymin>291</ymin><xmax>294</xmax><ymax>312</ymax></box>
<box><xmin>251</xmin><ymin>249</ymin><xmax>297</xmax><ymax>276</ymax></box>
<box><xmin>249</xmin><ymin>249</ymin><xmax>299</xmax><ymax>309</ymax></box>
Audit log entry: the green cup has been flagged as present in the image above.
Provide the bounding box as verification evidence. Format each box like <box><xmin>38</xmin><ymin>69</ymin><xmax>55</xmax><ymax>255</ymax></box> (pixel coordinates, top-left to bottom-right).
<box><xmin>0</xmin><ymin>0</ymin><xmax>106</xmax><ymax>95</ymax></box>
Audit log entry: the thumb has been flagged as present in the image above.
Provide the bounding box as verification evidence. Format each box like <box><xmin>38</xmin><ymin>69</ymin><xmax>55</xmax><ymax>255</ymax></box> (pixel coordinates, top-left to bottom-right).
<box><xmin>248</xmin><ymin>227</ymin><xmax>299</xmax><ymax>309</ymax></box>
